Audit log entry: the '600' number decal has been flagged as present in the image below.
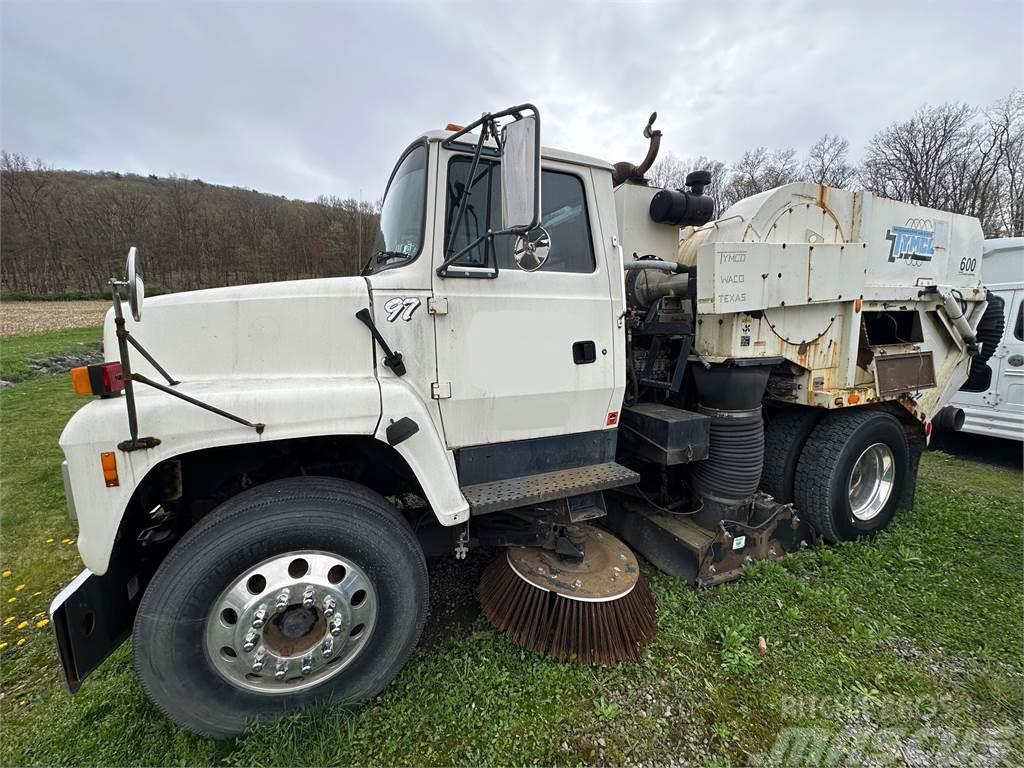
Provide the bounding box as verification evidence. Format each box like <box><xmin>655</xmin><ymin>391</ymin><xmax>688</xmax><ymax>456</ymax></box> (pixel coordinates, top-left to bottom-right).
<box><xmin>384</xmin><ymin>296</ymin><xmax>421</xmax><ymax>322</ymax></box>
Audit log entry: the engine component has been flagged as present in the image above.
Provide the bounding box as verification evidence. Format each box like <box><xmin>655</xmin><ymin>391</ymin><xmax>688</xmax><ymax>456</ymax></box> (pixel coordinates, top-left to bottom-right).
<box><xmin>478</xmin><ymin>525</ymin><xmax>656</xmax><ymax>665</ymax></box>
<box><xmin>649</xmin><ymin>171</ymin><xmax>715</xmax><ymax>227</ymax></box>
<box><xmin>625</xmin><ymin>268</ymin><xmax>695</xmax><ymax>309</ymax></box>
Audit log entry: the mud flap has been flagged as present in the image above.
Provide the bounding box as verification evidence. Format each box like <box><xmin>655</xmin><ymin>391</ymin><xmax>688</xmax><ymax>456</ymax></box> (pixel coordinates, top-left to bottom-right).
<box><xmin>50</xmin><ymin>561</ymin><xmax>142</xmax><ymax>693</ymax></box>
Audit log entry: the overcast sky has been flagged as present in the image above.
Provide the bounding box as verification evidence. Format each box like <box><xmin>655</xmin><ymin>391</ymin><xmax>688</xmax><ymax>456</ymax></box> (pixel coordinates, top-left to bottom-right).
<box><xmin>2</xmin><ymin>0</ymin><xmax>1021</xmax><ymax>202</ymax></box>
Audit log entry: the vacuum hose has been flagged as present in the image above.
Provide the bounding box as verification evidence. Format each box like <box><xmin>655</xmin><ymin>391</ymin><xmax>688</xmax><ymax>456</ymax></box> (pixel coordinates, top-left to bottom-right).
<box><xmin>690</xmin><ymin>363</ymin><xmax>774</xmax><ymax>526</ymax></box>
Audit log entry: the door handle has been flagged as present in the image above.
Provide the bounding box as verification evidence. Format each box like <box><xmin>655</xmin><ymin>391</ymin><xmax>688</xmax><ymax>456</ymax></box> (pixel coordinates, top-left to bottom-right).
<box><xmin>572</xmin><ymin>340</ymin><xmax>597</xmax><ymax>364</ymax></box>
<box><xmin>1009</xmin><ymin>354</ymin><xmax>1023</xmax><ymax>367</ymax></box>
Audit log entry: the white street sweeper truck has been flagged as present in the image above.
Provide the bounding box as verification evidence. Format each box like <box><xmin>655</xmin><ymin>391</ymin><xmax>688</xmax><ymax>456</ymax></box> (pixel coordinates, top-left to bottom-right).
<box><xmin>50</xmin><ymin>105</ymin><xmax>1002</xmax><ymax>737</ymax></box>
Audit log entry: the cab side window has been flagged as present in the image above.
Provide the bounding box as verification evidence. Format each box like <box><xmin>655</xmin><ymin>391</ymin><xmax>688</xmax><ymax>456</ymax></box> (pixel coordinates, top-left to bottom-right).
<box><xmin>1015</xmin><ymin>297</ymin><xmax>1023</xmax><ymax>341</ymax></box>
<box><xmin>445</xmin><ymin>157</ymin><xmax>595</xmax><ymax>273</ymax></box>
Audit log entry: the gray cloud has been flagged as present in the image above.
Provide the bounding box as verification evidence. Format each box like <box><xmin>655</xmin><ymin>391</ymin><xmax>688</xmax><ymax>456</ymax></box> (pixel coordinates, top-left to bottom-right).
<box><xmin>2</xmin><ymin>0</ymin><xmax>1021</xmax><ymax>201</ymax></box>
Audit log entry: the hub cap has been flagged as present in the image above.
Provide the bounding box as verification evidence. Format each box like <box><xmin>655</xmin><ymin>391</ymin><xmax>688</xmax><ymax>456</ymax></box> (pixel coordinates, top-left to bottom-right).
<box><xmin>848</xmin><ymin>442</ymin><xmax>895</xmax><ymax>521</ymax></box>
<box><xmin>205</xmin><ymin>551</ymin><xmax>377</xmax><ymax>693</ymax></box>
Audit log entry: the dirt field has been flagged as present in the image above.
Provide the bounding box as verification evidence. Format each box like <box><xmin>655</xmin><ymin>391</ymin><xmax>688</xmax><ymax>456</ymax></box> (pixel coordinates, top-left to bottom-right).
<box><xmin>0</xmin><ymin>300</ymin><xmax>110</xmax><ymax>336</ymax></box>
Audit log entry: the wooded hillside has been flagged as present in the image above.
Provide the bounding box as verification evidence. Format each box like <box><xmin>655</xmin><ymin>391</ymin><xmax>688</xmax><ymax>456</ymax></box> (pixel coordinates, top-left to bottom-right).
<box><xmin>3</xmin><ymin>90</ymin><xmax>1020</xmax><ymax>297</ymax></box>
<box><xmin>0</xmin><ymin>154</ymin><xmax>380</xmax><ymax>296</ymax></box>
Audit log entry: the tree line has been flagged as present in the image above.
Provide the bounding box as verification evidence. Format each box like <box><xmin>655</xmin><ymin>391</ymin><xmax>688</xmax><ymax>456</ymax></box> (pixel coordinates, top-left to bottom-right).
<box><xmin>649</xmin><ymin>90</ymin><xmax>1023</xmax><ymax>238</ymax></box>
<box><xmin>2</xmin><ymin>89</ymin><xmax>1021</xmax><ymax>297</ymax></box>
<box><xmin>0</xmin><ymin>156</ymin><xmax>380</xmax><ymax>296</ymax></box>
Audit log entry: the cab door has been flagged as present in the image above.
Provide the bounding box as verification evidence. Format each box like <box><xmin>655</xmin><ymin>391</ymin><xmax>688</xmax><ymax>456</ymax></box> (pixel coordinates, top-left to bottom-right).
<box><xmin>430</xmin><ymin>154</ymin><xmax>619</xmax><ymax>454</ymax></box>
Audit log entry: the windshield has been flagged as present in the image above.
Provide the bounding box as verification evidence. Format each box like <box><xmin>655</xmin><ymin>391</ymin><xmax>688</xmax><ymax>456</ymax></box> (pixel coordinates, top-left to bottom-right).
<box><xmin>365</xmin><ymin>144</ymin><xmax>428</xmax><ymax>272</ymax></box>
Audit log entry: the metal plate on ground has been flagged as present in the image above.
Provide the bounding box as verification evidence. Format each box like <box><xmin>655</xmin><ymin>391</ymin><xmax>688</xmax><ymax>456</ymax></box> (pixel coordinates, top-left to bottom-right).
<box><xmin>505</xmin><ymin>525</ymin><xmax>640</xmax><ymax>602</ymax></box>
<box><xmin>462</xmin><ymin>462</ymin><xmax>640</xmax><ymax>515</ymax></box>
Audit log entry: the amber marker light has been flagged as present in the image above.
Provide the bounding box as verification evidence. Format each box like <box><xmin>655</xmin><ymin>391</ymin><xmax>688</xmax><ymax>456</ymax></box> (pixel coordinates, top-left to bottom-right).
<box><xmin>100</xmin><ymin>452</ymin><xmax>119</xmax><ymax>487</ymax></box>
<box><xmin>70</xmin><ymin>367</ymin><xmax>92</xmax><ymax>395</ymax></box>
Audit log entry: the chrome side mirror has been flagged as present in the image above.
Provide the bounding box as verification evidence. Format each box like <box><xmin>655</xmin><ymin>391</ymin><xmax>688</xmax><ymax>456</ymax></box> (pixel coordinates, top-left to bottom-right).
<box><xmin>125</xmin><ymin>246</ymin><xmax>144</xmax><ymax>321</ymax></box>
<box><xmin>512</xmin><ymin>226</ymin><xmax>551</xmax><ymax>272</ymax></box>
<box><xmin>500</xmin><ymin>115</ymin><xmax>541</xmax><ymax>232</ymax></box>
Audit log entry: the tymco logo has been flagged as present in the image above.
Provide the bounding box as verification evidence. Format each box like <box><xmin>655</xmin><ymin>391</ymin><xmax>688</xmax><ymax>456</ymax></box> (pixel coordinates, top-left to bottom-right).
<box><xmin>885</xmin><ymin>218</ymin><xmax>935</xmax><ymax>266</ymax></box>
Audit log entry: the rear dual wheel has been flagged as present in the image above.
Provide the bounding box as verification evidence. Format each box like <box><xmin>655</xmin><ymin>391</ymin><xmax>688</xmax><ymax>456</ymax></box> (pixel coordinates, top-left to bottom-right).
<box><xmin>133</xmin><ymin>477</ymin><xmax>428</xmax><ymax>738</ymax></box>
<box><xmin>794</xmin><ymin>409</ymin><xmax>910</xmax><ymax>543</ymax></box>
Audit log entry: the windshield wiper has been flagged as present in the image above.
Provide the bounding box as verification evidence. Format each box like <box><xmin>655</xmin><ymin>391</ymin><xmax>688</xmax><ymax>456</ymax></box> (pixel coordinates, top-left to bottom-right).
<box><xmin>362</xmin><ymin>250</ymin><xmax>409</xmax><ymax>275</ymax></box>
<box><xmin>374</xmin><ymin>250</ymin><xmax>409</xmax><ymax>264</ymax></box>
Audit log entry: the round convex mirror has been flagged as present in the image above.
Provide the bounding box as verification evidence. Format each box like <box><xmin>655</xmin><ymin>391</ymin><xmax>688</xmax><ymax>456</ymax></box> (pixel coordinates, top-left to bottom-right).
<box><xmin>125</xmin><ymin>246</ymin><xmax>144</xmax><ymax>321</ymax></box>
<box><xmin>512</xmin><ymin>226</ymin><xmax>551</xmax><ymax>272</ymax></box>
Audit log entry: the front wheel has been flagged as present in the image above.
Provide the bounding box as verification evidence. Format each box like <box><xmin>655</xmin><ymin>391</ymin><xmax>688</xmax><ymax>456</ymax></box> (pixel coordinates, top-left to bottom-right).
<box><xmin>133</xmin><ymin>477</ymin><xmax>428</xmax><ymax>738</ymax></box>
<box><xmin>794</xmin><ymin>409</ymin><xmax>910</xmax><ymax>543</ymax></box>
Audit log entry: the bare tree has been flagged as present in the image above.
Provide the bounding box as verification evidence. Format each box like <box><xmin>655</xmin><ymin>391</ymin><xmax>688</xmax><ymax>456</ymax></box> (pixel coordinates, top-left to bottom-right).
<box><xmin>722</xmin><ymin>147</ymin><xmax>802</xmax><ymax>209</ymax></box>
<box><xmin>805</xmin><ymin>134</ymin><xmax>856</xmax><ymax>188</ymax></box>
<box><xmin>987</xmin><ymin>89</ymin><xmax>1024</xmax><ymax>236</ymax></box>
<box><xmin>860</xmin><ymin>102</ymin><xmax>982</xmax><ymax>211</ymax></box>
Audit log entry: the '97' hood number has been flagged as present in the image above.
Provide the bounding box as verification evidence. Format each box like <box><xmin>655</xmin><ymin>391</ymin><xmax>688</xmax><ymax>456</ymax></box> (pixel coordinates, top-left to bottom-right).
<box><xmin>384</xmin><ymin>297</ymin><xmax>421</xmax><ymax>322</ymax></box>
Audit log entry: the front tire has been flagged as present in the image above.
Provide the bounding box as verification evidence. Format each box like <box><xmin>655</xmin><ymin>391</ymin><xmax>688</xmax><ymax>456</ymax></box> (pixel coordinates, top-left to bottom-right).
<box><xmin>794</xmin><ymin>409</ymin><xmax>910</xmax><ymax>543</ymax></box>
<box><xmin>133</xmin><ymin>477</ymin><xmax>428</xmax><ymax>738</ymax></box>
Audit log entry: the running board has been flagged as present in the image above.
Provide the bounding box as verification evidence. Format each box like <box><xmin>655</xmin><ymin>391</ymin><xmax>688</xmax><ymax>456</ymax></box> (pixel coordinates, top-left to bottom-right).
<box><xmin>462</xmin><ymin>462</ymin><xmax>640</xmax><ymax>516</ymax></box>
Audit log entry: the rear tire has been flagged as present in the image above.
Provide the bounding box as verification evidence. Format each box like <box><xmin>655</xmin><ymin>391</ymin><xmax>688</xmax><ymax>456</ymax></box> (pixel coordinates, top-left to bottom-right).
<box><xmin>133</xmin><ymin>477</ymin><xmax>428</xmax><ymax>738</ymax></box>
<box><xmin>794</xmin><ymin>409</ymin><xmax>909</xmax><ymax>543</ymax></box>
<box><xmin>761</xmin><ymin>406</ymin><xmax>825</xmax><ymax>503</ymax></box>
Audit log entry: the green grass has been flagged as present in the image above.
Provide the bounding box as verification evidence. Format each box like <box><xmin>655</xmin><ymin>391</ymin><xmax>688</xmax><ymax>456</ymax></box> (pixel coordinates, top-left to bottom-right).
<box><xmin>0</xmin><ymin>326</ymin><xmax>103</xmax><ymax>381</ymax></box>
<box><xmin>1</xmin><ymin>332</ymin><xmax>1021</xmax><ymax>766</ymax></box>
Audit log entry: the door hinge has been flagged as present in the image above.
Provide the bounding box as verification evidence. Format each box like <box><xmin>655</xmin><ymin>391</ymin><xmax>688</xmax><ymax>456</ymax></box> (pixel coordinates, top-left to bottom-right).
<box><xmin>431</xmin><ymin>382</ymin><xmax>452</xmax><ymax>400</ymax></box>
<box><xmin>428</xmin><ymin>297</ymin><xmax>448</xmax><ymax>316</ymax></box>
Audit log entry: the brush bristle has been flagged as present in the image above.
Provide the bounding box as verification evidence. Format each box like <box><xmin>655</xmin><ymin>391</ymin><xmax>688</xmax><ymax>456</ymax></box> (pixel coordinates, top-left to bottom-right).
<box><xmin>479</xmin><ymin>553</ymin><xmax>656</xmax><ymax>665</ymax></box>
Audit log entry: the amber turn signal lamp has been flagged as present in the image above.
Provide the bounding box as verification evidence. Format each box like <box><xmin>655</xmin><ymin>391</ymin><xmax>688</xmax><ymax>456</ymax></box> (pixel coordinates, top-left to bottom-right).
<box><xmin>70</xmin><ymin>366</ymin><xmax>93</xmax><ymax>395</ymax></box>
<box><xmin>445</xmin><ymin>123</ymin><xmax>465</xmax><ymax>131</ymax></box>
<box><xmin>100</xmin><ymin>451</ymin><xmax>119</xmax><ymax>487</ymax></box>
<box><xmin>847</xmin><ymin>393</ymin><xmax>861</xmax><ymax>404</ymax></box>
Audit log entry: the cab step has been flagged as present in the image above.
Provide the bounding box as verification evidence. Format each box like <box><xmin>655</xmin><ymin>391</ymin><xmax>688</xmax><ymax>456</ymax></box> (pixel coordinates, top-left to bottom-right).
<box><xmin>461</xmin><ymin>462</ymin><xmax>640</xmax><ymax>516</ymax></box>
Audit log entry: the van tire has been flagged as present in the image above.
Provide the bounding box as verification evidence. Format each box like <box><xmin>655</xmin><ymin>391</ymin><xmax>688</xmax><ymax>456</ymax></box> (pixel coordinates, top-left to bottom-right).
<box><xmin>794</xmin><ymin>409</ymin><xmax>909</xmax><ymax>543</ymax></box>
<box><xmin>133</xmin><ymin>477</ymin><xmax>428</xmax><ymax>738</ymax></box>
<box><xmin>761</xmin><ymin>406</ymin><xmax>826</xmax><ymax>503</ymax></box>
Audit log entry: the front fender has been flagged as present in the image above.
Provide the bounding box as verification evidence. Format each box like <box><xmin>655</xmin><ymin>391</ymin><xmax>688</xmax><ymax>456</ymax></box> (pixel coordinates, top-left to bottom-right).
<box><xmin>61</xmin><ymin>375</ymin><xmax>380</xmax><ymax>575</ymax></box>
<box><xmin>375</xmin><ymin>377</ymin><xmax>470</xmax><ymax>527</ymax></box>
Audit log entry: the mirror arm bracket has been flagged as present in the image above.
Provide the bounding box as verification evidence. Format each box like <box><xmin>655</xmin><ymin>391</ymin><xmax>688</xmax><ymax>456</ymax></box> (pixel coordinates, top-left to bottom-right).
<box><xmin>108</xmin><ymin>276</ymin><xmax>265</xmax><ymax>452</ymax></box>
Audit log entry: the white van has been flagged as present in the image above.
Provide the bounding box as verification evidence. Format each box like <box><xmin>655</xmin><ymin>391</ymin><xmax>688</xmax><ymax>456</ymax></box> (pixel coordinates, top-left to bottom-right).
<box><xmin>948</xmin><ymin>238</ymin><xmax>1024</xmax><ymax>440</ymax></box>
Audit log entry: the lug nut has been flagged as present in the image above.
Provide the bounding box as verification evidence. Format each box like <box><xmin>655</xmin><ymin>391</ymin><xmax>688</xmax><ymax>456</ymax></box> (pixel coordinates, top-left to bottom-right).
<box><xmin>252</xmin><ymin>647</ymin><xmax>266</xmax><ymax>672</ymax></box>
<box><xmin>274</xmin><ymin>660</ymin><xmax>288</xmax><ymax>680</ymax></box>
<box><xmin>275</xmin><ymin>589</ymin><xmax>290</xmax><ymax>610</ymax></box>
<box><xmin>321</xmin><ymin>637</ymin><xmax>334</xmax><ymax>657</ymax></box>
<box><xmin>302</xmin><ymin>586</ymin><xmax>316</xmax><ymax>608</ymax></box>
<box><xmin>323</xmin><ymin>597</ymin><xmax>337</xmax><ymax>617</ymax></box>
<box><xmin>252</xmin><ymin>604</ymin><xmax>267</xmax><ymax>628</ymax></box>
<box><xmin>242</xmin><ymin>630</ymin><xmax>258</xmax><ymax>652</ymax></box>
<box><xmin>301</xmin><ymin>654</ymin><xmax>313</xmax><ymax>675</ymax></box>
<box><xmin>330</xmin><ymin>615</ymin><xmax>344</xmax><ymax>636</ymax></box>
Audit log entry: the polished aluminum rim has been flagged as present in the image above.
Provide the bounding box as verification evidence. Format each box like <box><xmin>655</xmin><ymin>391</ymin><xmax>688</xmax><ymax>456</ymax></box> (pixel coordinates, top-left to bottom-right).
<box><xmin>848</xmin><ymin>442</ymin><xmax>895</xmax><ymax>521</ymax></box>
<box><xmin>204</xmin><ymin>550</ymin><xmax>377</xmax><ymax>693</ymax></box>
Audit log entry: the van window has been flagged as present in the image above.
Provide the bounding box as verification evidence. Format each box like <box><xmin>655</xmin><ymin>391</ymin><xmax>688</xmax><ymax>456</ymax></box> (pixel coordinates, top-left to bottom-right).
<box><xmin>1015</xmin><ymin>298</ymin><xmax>1023</xmax><ymax>341</ymax></box>
<box><xmin>445</xmin><ymin>157</ymin><xmax>595</xmax><ymax>273</ymax></box>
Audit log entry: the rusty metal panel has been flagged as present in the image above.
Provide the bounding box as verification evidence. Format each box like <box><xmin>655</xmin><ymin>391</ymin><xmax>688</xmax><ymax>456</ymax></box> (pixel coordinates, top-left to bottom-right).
<box><xmin>874</xmin><ymin>352</ymin><xmax>936</xmax><ymax>396</ymax></box>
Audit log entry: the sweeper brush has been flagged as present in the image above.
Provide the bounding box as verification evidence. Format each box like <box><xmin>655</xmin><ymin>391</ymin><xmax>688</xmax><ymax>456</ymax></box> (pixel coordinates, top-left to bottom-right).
<box><xmin>479</xmin><ymin>525</ymin><xmax>656</xmax><ymax>665</ymax></box>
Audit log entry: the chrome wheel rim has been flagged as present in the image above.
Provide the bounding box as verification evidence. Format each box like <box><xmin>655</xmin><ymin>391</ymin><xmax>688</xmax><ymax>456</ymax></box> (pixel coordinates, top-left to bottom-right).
<box><xmin>205</xmin><ymin>550</ymin><xmax>377</xmax><ymax>693</ymax></box>
<box><xmin>848</xmin><ymin>442</ymin><xmax>895</xmax><ymax>522</ymax></box>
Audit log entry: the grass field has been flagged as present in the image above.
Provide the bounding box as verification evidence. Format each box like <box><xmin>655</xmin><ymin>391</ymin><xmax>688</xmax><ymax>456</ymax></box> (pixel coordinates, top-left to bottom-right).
<box><xmin>0</xmin><ymin>327</ymin><xmax>1022</xmax><ymax>766</ymax></box>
